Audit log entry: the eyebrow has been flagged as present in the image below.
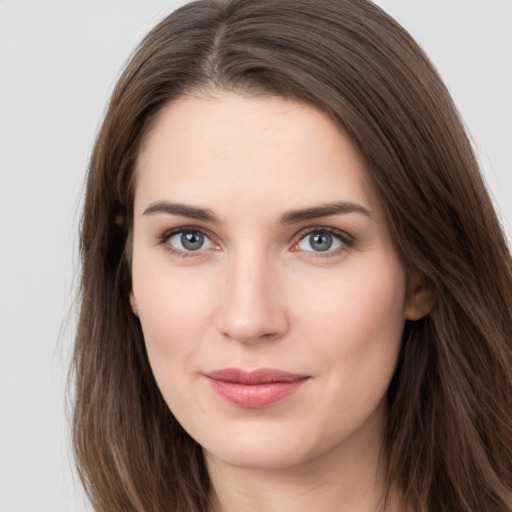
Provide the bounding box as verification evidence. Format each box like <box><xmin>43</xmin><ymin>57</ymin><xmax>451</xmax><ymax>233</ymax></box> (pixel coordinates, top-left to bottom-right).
<box><xmin>142</xmin><ymin>200</ymin><xmax>372</xmax><ymax>224</ymax></box>
<box><xmin>280</xmin><ymin>201</ymin><xmax>373</xmax><ymax>224</ymax></box>
<box><xmin>143</xmin><ymin>201</ymin><xmax>218</xmax><ymax>222</ymax></box>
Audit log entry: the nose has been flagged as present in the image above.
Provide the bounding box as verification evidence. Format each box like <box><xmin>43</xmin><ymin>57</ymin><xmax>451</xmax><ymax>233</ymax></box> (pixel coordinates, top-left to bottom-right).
<box><xmin>216</xmin><ymin>252</ymin><xmax>289</xmax><ymax>344</ymax></box>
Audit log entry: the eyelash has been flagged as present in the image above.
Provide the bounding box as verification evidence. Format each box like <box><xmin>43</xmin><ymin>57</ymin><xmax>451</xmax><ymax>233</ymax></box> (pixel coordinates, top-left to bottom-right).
<box><xmin>157</xmin><ymin>226</ymin><xmax>218</xmax><ymax>259</ymax></box>
<box><xmin>157</xmin><ymin>226</ymin><xmax>355</xmax><ymax>259</ymax></box>
<box><xmin>292</xmin><ymin>227</ymin><xmax>355</xmax><ymax>257</ymax></box>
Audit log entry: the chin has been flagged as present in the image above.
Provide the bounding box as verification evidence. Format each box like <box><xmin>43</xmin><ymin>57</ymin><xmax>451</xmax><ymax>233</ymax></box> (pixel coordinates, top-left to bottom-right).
<box><xmin>205</xmin><ymin>440</ymin><xmax>314</xmax><ymax>471</ymax></box>
<box><xmin>196</xmin><ymin>399</ymin><xmax>388</xmax><ymax>474</ymax></box>
<box><xmin>198</xmin><ymin>420</ymin><xmax>345</xmax><ymax>472</ymax></box>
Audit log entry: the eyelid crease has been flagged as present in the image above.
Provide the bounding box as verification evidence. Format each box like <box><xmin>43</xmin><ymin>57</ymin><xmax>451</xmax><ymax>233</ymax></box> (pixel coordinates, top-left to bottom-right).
<box><xmin>156</xmin><ymin>226</ymin><xmax>219</xmax><ymax>259</ymax></box>
<box><xmin>156</xmin><ymin>225</ymin><xmax>356</xmax><ymax>259</ymax></box>
<box><xmin>157</xmin><ymin>225</ymin><xmax>214</xmax><ymax>242</ymax></box>
<box><xmin>291</xmin><ymin>226</ymin><xmax>355</xmax><ymax>256</ymax></box>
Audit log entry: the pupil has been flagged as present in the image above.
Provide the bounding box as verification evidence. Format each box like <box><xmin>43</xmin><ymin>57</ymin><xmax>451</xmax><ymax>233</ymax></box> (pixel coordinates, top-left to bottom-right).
<box><xmin>310</xmin><ymin>232</ymin><xmax>332</xmax><ymax>252</ymax></box>
<box><xmin>181</xmin><ymin>232</ymin><xmax>204</xmax><ymax>251</ymax></box>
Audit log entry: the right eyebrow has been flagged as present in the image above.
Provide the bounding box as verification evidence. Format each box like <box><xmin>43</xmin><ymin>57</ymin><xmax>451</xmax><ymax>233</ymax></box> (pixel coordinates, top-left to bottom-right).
<box><xmin>142</xmin><ymin>201</ymin><xmax>218</xmax><ymax>223</ymax></box>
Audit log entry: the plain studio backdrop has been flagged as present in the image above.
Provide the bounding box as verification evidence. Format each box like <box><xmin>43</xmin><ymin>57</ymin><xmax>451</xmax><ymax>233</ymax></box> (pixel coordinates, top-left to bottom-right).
<box><xmin>0</xmin><ymin>1</ymin><xmax>511</xmax><ymax>511</ymax></box>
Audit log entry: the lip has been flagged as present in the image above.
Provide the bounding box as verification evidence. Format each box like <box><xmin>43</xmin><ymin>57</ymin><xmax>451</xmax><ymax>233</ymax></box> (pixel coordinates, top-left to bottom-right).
<box><xmin>204</xmin><ymin>368</ymin><xmax>310</xmax><ymax>409</ymax></box>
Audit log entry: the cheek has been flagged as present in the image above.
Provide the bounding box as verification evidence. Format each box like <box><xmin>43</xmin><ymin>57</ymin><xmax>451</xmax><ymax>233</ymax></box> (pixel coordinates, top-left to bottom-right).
<box><xmin>131</xmin><ymin>260</ymin><xmax>219</xmax><ymax>381</ymax></box>
<box><xmin>284</xmin><ymin>260</ymin><xmax>407</xmax><ymax>447</ymax></box>
<box><xmin>295</xmin><ymin>259</ymin><xmax>406</xmax><ymax>382</ymax></box>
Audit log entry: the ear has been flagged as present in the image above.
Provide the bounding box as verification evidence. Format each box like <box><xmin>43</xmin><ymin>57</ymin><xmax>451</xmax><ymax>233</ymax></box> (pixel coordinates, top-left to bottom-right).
<box><xmin>405</xmin><ymin>281</ymin><xmax>435</xmax><ymax>321</ymax></box>
<box><xmin>129</xmin><ymin>290</ymin><xmax>139</xmax><ymax>317</ymax></box>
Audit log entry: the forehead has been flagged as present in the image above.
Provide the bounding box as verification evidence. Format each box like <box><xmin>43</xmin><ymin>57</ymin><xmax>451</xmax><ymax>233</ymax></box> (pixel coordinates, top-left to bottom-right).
<box><xmin>134</xmin><ymin>92</ymin><xmax>380</xmax><ymax>219</ymax></box>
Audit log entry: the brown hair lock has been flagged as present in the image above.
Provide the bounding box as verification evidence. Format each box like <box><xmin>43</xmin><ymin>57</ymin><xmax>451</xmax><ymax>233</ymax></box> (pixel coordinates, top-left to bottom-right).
<box><xmin>72</xmin><ymin>1</ymin><xmax>512</xmax><ymax>511</ymax></box>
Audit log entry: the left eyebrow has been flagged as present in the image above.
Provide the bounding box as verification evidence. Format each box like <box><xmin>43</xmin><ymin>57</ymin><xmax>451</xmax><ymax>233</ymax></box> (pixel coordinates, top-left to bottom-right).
<box><xmin>280</xmin><ymin>201</ymin><xmax>373</xmax><ymax>224</ymax></box>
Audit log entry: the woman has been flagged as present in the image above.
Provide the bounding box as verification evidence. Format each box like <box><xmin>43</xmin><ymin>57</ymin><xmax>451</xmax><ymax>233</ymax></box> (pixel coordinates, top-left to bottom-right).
<box><xmin>72</xmin><ymin>0</ymin><xmax>512</xmax><ymax>511</ymax></box>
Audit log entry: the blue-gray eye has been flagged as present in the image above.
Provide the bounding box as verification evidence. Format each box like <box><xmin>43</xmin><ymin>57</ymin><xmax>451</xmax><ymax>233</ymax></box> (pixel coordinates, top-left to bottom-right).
<box><xmin>168</xmin><ymin>230</ymin><xmax>214</xmax><ymax>251</ymax></box>
<box><xmin>297</xmin><ymin>230</ymin><xmax>344</xmax><ymax>252</ymax></box>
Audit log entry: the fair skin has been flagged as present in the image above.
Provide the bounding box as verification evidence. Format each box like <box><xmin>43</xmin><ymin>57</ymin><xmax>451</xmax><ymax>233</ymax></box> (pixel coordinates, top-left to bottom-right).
<box><xmin>130</xmin><ymin>91</ymin><xmax>426</xmax><ymax>512</ymax></box>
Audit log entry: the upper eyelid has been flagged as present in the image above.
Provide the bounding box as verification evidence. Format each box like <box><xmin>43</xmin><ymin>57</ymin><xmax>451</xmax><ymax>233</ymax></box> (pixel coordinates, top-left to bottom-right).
<box><xmin>294</xmin><ymin>225</ymin><xmax>353</xmax><ymax>243</ymax></box>
<box><xmin>159</xmin><ymin>225</ymin><xmax>216</xmax><ymax>242</ymax></box>
<box><xmin>157</xmin><ymin>224</ymin><xmax>354</xmax><ymax>250</ymax></box>
<box><xmin>158</xmin><ymin>226</ymin><xmax>218</xmax><ymax>258</ymax></box>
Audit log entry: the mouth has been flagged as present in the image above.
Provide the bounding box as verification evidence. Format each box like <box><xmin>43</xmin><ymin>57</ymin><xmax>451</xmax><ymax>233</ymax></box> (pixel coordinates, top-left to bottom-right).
<box><xmin>203</xmin><ymin>368</ymin><xmax>310</xmax><ymax>408</ymax></box>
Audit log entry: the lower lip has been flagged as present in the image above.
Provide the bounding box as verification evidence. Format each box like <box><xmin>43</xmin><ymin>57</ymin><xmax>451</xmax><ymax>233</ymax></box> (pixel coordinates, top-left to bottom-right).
<box><xmin>206</xmin><ymin>378</ymin><xmax>308</xmax><ymax>408</ymax></box>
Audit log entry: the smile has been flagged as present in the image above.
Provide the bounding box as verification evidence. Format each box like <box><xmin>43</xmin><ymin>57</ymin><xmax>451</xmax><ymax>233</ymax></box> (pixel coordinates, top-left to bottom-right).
<box><xmin>204</xmin><ymin>368</ymin><xmax>310</xmax><ymax>409</ymax></box>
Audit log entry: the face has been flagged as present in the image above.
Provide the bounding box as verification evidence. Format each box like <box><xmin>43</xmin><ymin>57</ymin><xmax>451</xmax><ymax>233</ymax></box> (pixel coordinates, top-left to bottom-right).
<box><xmin>130</xmin><ymin>92</ymin><xmax>423</xmax><ymax>471</ymax></box>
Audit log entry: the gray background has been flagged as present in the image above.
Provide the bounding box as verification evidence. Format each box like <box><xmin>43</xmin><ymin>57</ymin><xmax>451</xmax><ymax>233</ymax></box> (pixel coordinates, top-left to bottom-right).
<box><xmin>0</xmin><ymin>1</ymin><xmax>511</xmax><ymax>511</ymax></box>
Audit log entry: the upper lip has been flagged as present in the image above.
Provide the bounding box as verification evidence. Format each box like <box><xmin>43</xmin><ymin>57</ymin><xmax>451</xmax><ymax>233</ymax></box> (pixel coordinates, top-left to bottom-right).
<box><xmin>204</xmin><ymin>368</ymin><xmax>309</xmax><ymax>384</ymax></box>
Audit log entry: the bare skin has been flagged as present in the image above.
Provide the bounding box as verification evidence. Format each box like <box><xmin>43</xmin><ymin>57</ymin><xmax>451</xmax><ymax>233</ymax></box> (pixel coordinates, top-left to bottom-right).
<box><xmin>130</xmin><ymin>91</ymin><xmax>428</xmax><ymax>512</ymax></box>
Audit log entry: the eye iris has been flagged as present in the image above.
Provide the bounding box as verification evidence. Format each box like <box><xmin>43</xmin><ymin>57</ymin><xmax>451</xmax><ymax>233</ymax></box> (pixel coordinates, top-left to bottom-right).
<box><xmin>181</xmin><ymin>231</ymin><xmax>204</xmax><ymax>251</ymax></box>
<box><xmin>309</xmin><ymin>232</ymin><xmax>332</xmax><ymax>251</ymax></box>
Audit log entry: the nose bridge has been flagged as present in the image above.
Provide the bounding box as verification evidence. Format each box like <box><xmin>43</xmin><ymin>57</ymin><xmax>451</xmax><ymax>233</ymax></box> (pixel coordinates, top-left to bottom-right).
<box><xmin>217</xmin><ymin>245</ymin><xmax>287</xmax><ymax>343</ymax></box>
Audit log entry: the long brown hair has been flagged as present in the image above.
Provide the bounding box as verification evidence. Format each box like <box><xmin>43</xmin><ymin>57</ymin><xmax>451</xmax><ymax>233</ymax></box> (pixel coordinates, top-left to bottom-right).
<box><xmin>72</xmin><ymin>1</ymin><xmax>512</xmax><ymax>511</ymax></box>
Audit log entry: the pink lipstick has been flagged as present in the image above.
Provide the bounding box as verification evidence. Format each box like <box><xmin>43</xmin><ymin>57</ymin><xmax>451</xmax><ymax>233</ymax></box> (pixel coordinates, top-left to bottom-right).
<box><xmin>204</xmin><ymin>368</ymin><xmax>309</xmax><ymax>408</ymax></box>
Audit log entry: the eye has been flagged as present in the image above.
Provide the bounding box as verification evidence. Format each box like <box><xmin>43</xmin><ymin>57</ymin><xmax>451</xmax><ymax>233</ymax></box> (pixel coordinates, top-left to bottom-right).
<box><xmin>295</xmin><ymin>228</ymin><xmax>351</xmax><ymax>254</ymax></box>
<box><xmin>162</xmin><ymin>228</ymin><xmax>217</xmax><ymax>254</ymax></box>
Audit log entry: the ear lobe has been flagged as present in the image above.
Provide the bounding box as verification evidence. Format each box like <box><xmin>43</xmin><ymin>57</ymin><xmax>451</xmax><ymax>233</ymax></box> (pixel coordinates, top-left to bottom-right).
<box><xmin>129</xmin><ymin>290</ymin><xmax>139</xmax><ymax>317</ymax></box>
<box><xmin>405</xmin><ymin>283</ymin><xmax>436</xmax><ymax>321</ymax></box>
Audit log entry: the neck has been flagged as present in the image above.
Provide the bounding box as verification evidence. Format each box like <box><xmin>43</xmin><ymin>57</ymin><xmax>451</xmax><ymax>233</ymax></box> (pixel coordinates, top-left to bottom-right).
<box><xmin>205</xmin><ymin>402</ymin><xmax>404</xmax><ymax>512</ymax></box>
